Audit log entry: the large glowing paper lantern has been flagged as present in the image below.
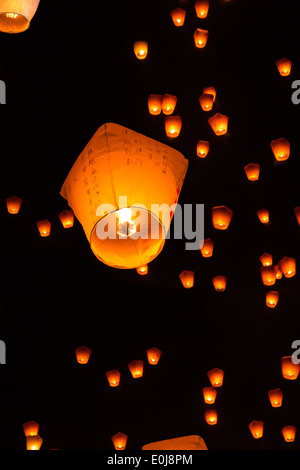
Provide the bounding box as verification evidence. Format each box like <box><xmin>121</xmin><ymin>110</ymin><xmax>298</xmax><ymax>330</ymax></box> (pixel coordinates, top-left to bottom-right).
<box><xmin>179</xmin><ymin>270</ymin><xmax>194</xmax><ymax>288</ymax></box>
<box><xmin>207</xmin><ymin>368</ymin><xmax>224</xmax><ymax>387</ymax></box>
<box><xmin>197</xmin><ymin>140</ymin><xmax>210</xmax><ymax>158</ymax></box>
<box><xmin>26</xmin><ymin>435</ymin><xmax>43</xmax><ymax>450</ymax></box>
<box><xmin>6</xmin><ymin>195</ymin><xmax>22</xmax><ymax>214</ymax></box>
<box><xmin>75</xmin><ymin>346</ymin><xmax>92</xmax><ymax>365</ymax></box>
<box><xmin>146</xmin><ymin>347</ymin><xmax>162</xmax><ymax>365</ymax></box>
<box><xmin>111</xmin><ymin>432</ymin><xmax>128</xmax><ymax>450</ymax></box>
<box><xmin>0</xmin><ymin>0</ymin><xmax>40</xmax><ymax>33</ymax></box>
<box><xmin>244</xmin><ymin>163</ymin><xmax>260</xmax><ymax>181</ymax></box>
<box><xmin>281</xmin><ymin>356</ymin><xmax>300</xmax><ymax>380</ymax></box>
<box><xmin>270</xmin><ymin>137</ymin><xmax>290</xmax><ymax>162</ymax></box>
<box><xmin>282</xmin><ymin>425</ymin><xmax>296</xmax><ymax>442</ymax></box>
<box><xmin>268</xmin><ymin>388</ymin><xmax>283</xmax><ymax>408</ymax></box>
<box><xmin>23</xmin><ymin>421</ymin><xmax>39</xmax><ymax>437</ymax></box>
<box><xmin>128</xmin><ymin>360</ymin><xmax>144</xmax><ymax>378</ymax></box>
<box><xmin>193</xmin><ymin>28</ymin><xmax>209</xmax><ymax>48</ymax></box>
<box><xmin>133</xmin><ymin>41</ymin><xmax>148</xmax><ymax>60</ymax></box>
<box><xmin>142</xmin><ymin>435</ymin><xmax>208</xmax><ymax>450</ymax></box>
<box><xmin>249</xmin><ymin>420</ymin><xmax>264</xmax><ymax>439</ymax></box>
<box><xmin>165</xmin><ymin>115</ymin><xmax>182</xmax><ymax>138</ymax></box>
<box><xmin>148</xmin><ymin>94</ymin><xmax>162</xmax><ymax>115</ymax></box>
<box><xmin>212</xmin><ymin>205</ymin><xmax>233</xmax><ymax>230</ymax></box>
<box><xmin>208</xmin><ymin>113</ymin><xmax>228</xmax><ymax>136</ymax></box>
<box><xmin>276</xmin><ymin>58</ymin><xmax>292</xmax><ymax>76</ymax></box>
<box><xmin>106</xmin><ymin>369</ymin><xmax>121</xmax><ymax>387</ymax></box>
<box><xmin>195</xmin><ymin>0</ymin><xmax>210</xmax><ymax>18</ymax></box>
<box><xmin>170</xmin><ymin>7</ymin><xmax>186</xmax><ymax>27</ymax></box>
<box><xmin>278</xmin><ymin>256</ymin><xmax>296</xmax><ymax>278</ymax></box>
<box><xmin>60</xmin><ymin>123</ymin><xmax>188</xmax><ymax>269</ymax></box>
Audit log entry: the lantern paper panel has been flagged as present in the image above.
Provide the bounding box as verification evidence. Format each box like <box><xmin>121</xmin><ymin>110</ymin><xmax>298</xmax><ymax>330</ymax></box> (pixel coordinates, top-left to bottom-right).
<box><xmin>197</xmin><ymin>140</ymin><xmax>210</xmax><ymax>158</ymax></box>
<box><xmin>281</xmin><ymin>356</ymin><xmax>300</xmax><ymax>380</ymax></box>
<box><xmin>23</xmin><ymin>420</ymin><xmax>39</xmax><ymax>437</ymax></box>
<box><xmin>26</xmin><ymin>435</ymin><xmax>43</xmax><ymax>450</ymax></box>
<box><xmin>276</xmin><ymin>58</ymin><xmax>292</xmax><ymax>76</ymax></box>
<box><xmin>0</xmin><ymin>0</ymin><xmax>40</xmax><ymax>33</ymax></box>
<box><xmin>282</xmin><ymin>425</ymin><xmax>296</xmax><ymax>442</ymax></box>
<box><xmin>212</xmin><ymin>205</ymin><xmax>233</xmax><ymax>230</ymax></box>
<box><xmin>179</xmin><ymin>270</ymin><xmax>194</xmax><ymax>288</ymax></box>
<box><xmin>193</xmin><ymin>28</ymin><xmax>209</xmax><ymax>48</ymax></box>
<box><xmin>75</xmin><ymin>346</ymin><xmax>92</xmax><ymax>365</ymax></box>
<box><xmin>249</xmin><ymin>420</ymin><xmax>264</xmax><ymax>439</ymax></box>
<box><xmin>146</xmin><ymin>347</ymin><xmax>162</xmax><ymax>365</ymax></box>
<box><xmin>195</xmin><ymin>0</ymin><xmax>210</xmax><ymax>18</ymax></box>
<box><xmin>60</xmin><ymin>123</ymin><xmax>188</xmax><ymax>270</ymax></box>
<box><xmin>244</xmin><ymin>163</ymin><xmax>260</xmax><ymax>181</ymax></box>
<box><xmin>128</xmin><ymin>360</ymin><xmax>144</xmax><ymax>378</ymax></box>
<box><xmin>148</xmin><ymin>94</ymin><xmax>162</xmax><ymax>115</ymax></box>
<box><xmin>207</xmin><ymin>368</ymin><xmax>224</xmax><ymax>387</ymax></box>
<box><xmin>106</xmin><ymin>369</ymin><xmax>121</xmax><ymax>387</ymax></box>
<box><xmin>142</xmin><ymin>435</ymin><xmax>208</xmax><ymax>450</ymax></box>
<box><xmin>162</xmin><ymin>94</ymin><xmax>177</xmax><ymax>115</ymax></box>
<box><xmin>268</xmin><ymin>388</ymin><xmax>283</xmax><ymax>408</ymax></box>
<box><xmin>200</xmin><ymin>238</ymin><xmax>213</xmax><ymax>257</ymax></box>
<box><xmin>6</xmin><ymin>195</ymin><xmax>22</xmax><ymax>214</ymax></box>
<box><xmin>111</xmin><ymin>432</ymin><xmax>128</xmax><ymax>450</ymax></box>
<box><xmin>170</xmin><ymin>8</ymin><xmax>186</xmax><ymax>26</ymax></box>
<box><xmin>134</xmin><ymin>41</ymin><xmax>148</xmax><ymax>60</ymax></box>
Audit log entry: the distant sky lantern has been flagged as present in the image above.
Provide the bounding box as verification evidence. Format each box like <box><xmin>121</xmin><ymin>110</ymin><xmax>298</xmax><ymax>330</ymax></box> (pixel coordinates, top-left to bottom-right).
<box><xmin>36</xmin><ymin>219</ymin><xmax>51</xmax><ymax>237</ymax></box>
<box><xmin>59</xmin><ymin>209</ymin><xmax>74</xmax><ymax>229</ymax></box>
<box><xmin>281</xmin><ymin>356</ymin><xmax>300</xmax><ymax>380</ymax></box>
<box><xmin>75</xmin><ymin>346</ymin><xmax>92</xmax><ymax>365</ymax></box>
<box><xmin>111</xmin><ymin>432</ymin><xmax>128</xmax><ymax>450</ymax></box>
<box><xmin>282</xmin><ymin>425</ymin><xmax>296</xmax><ymax>443</ymax></box>
<box><xmin>6</xmin><ymin>195</ymin><xmax>22</xmax><ymax>214</ymax></box>
<box><xmin>170</xmin><ymin>7</ymin><xmax>186</xmax><ymax>26</ymax></box>
<box><xmin>147</xmin><ymin>347</ymin><xmax>162</xmax><ymax>365</ymax></box>
<box><xmin>260</xmin><ymin>253</ymin><xmax>273</xmax><ymax>266</ymax></box>
<box><xmin>294</xmin><ymin>207</ymin><xmax>300</xmax><ymax>226</ymax></box>
<box><xmin>162</xmin><ymin>94</ymin><xmax>177</xmax><ymax>115</ymax></box>
<box><xmin>26</xmin><ymin>435</ymin><xmax>43</xmax><ymax>450</ymax></box>
<box><xmin>244</xmin><ymin>163</ymin><xmax>260</xmax><ymax>181</ymax></box>
<box><xmin>266</xmin><ymin>291</ymin><xmax>279</xmax><ymax>308</ymax></box>
<box><xmin>204</xmin><ymin>409</ymin><xmax>217</xmax><ymax>425</ymax></box>
<box><xmin>212</xmin><ymin>275</ymin><xmax>227</xmax><ymax>292</ymax></box>
<box><xmin>203</xmin><ymin>387</ymin><xmax>217</xmax><ymax>404</ymax></box>
<box><xmin>199</xmin><ymin>93</ymin><xmax>214</xmax><ymax>111</ymax></box>
<box><xmin>260</xmin><ymin>266</ymin><xmax>276</xmax><ymax>286</ymax></box>
<box><xmin>249</xmin><ymin>420</ymin><xmax>264</xmax><ymax>439</ymax></box>
<box><xmin>195</xmin><ymin>0</ymin><xmax>210</xmax><ymax>18</ymax></box>
<box><xmin>60</xmin><ymin>123</ymin><xmax>188</xmax><ymax>270</ymax></box>
<box><xmin>193</xmin><ymin>28</ymin><xmax>209</xmax><ymax>48</ymax></box>
<box><xmin>278</xmin><ymin>256</ymin><xmax>296</xmax><ymax>278</ymax></box>
<box><xmin>165</xmin><ymin>115</ymin><xmax>182</xmax><ymax>138</ymax></box>
<box><xmin>276</xmin><ymin>57</ymin><xmax>292</xmax><ymax>76</ymax></box>
<box><xmin>136</xmin><ymin>265</ymin><xmax>148</xmax><ymax>275</ymax></box>
<box><xmin>268</xmin><ymin>388</ymin><xmax>283</xmax><ymax>408</ymax></box>
<box><xmin>0</xmin><ymin>0</ymin><xmax>40</xmax><ymax>33</ymax></box>
<box><xmin>207</xmin><ymin>368</ymin><xmax>224</xmax><ymax>387</ymax></box>
<box><xmin>208</xmin><ymin>113</ymin><xmax>228</xmax><ymax>136</ymax></box>
<box><xmin>148</xmin><ymin>94</ymin><xmax>162</xmax><ymax>115</ymax></box>
<box><xmin>106</xmin><ymin>369</ymin><xmax>121</xmax><ymax>387</ymax></box>
<box><xmin>23</xmin><ymin>421</ymin><xmax>39</xmax><ymax>437</ymax></box>
<box><xmin>203</xmin><ymin>86</ymin><xmax>216</xmax><ymax>101</ymax></box>
<box><xmin>128</xmin><ymin>360</ymin><xmax>144</xmax><ymax>378</ymax></box>
<box><xmin>212</xmin><ymin>205</ymin><xmax>233</xmax><ymax>230</ymax></box>
<box><xmin>270</xmin><ymin>137</ymin><xmax>290</xmax><ymax>162</ymax></box>
<box><xmin>179</xmin><ymin>270</ymin><xmax>194</xmax><ymax>288</ymax></box>
<box><xmin>133</xmin><ymin>41</ymin><xmax>148</xmax><ymax>60</ymax></box>
<box><xmin>197</xmin><ymin>140</ymin><xmax>210</xmax><ymax>158</ymax></box>
<box><xmin>257</xmin><ymin>208</ymin><xmax>269</xmax><ymax>224</ymax></box>
<box><xmin>200</xmin><ymin>238</ymin><xmax>213</xmax><ymax>257</ymax></box>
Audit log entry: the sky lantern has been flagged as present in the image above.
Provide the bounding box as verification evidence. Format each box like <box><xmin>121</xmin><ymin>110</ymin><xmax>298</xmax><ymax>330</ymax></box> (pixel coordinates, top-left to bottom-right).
<box><xmin>136</xmin><ymin>265</ymin><xmax>148</xmax><ymax>275</ymax></box>
<box><xmin>193</xmin><ymin>28</ymin><xmax>209</xmax><ymax>48</ymax></box>
<box><xmin>257</xmin><ymin>208</ymin><xmax>269</xmax><ymax>224</ymax></box>
<box><xmin>266</xmin><ymin>291</ymin><xmax>279</xmax><ymax>308</ymax></box>
<box><xmin>260</xmin><ymin>266</ymin><xmax>276</xmax><ymax>286</ymax></box>
<box><xmin>281</xmin><ymin>356</ymin><xmax>300</xmax><ymax>380</ymax></box>
<box><xmin>204</xmin><ymin>409</ymin><xmax>217</xmax><ymax>425</ymax></box>
<box><xmin>294</xmin><ymin>207</ymin><xmax>300</xmax><ymax>226</ymax></box>
<box><xmin>60</xmin><ymin>123</ymin><xmax>188</xmax><ymax>269</ymax></box>
<box><xmin>106</xmin><ymin>369</ymin><xmax>121</xmax><ymax>387</ymax></box>
<box><xmin>260</xmin><ymin>253</ymin><xmax>273</xmax><ymax>266</ymax></box>
<box><xmin>197</xmin><ymin>140</ymin><xmax>210</xmax><ymax>158</ymax></box>
<box><xmin>270</xmin><ymin>137</ymin><xmax>290</xmax><ymax>162</ymax></box>
<box><xmin>244</xmin><ymin>163</ymin><xmax>260</xmax><ymax>181</ymax></box>
<box><xmin>59</xmin><ymin>209</ymin><xmax>74</xmax><ymax>228</ymax></box>
<box><xmin>212</xmin><ymin>275</ymin><xmax>227</xmax><ymax>292</ymax></box>
<box><xmin>203</xmin><ymin>387</ymin><xmax>217</xmax><ymax>404</ymax></box>
<box><xmin>199</xmin><ymin>93</ymin><xmax>214</xmax><ymax>111</ymax></box>
<box><xmin>212</xmin><ymin>205</ymin><xmax>233</xmax><ymax>230</ymax></box>
<box><xmin>170</xmin><ymin>8</ymin><xmax>186</xmax><ymax>26</ymax></box>
<box><xmin>278</xmin><ymin>256</ymin><xmax>296</xmax><ymax>278</ymax></box>
<box><xmin>165</xmin><ymin>115</ymin><xmax>182</xmax><ymax>138</ymax></box>
<box><xmin>208</xmin><ymin>113</ymin><xmax>228</xmax><ymax>136</ymax></box>
<box><xmin>26</xmin><ymin>435</ymin><xmax>43</xmax><ymax>450</ymax></box>
<box><xmin>162</xmin><ymin>94</ymin><xmax>177</xmax><ymax>115</ymax></box>
<box><xmin>281</xmin><ymin>425</ymin><xmax>296</xmax><ymax>443</ymax></box>
<box><xmin>207</xmin><ymin>368</ymin><xmax>224</xmax><ymax>387</ymax></box>
<box><xmin>268</xmin><ymin>388</ymin><xmax>283</xmax><ymax>408</ymax></box>
<box><xmin>276</xmin><ymin>57</ymin><xmax>292</xmax><ymax>76</ymax></box>
<box><xmin>75</xmin><ymin>346</ymin><xmax>92</xmax><ymax>365</ymax></box>
<box><xmin>179</xmin><ymin>270</ymin><xmax>194</xmax><ymax>288</ymax></box>
<box><xmin>23</xmin><ymin>421</ymin><xmax>39</xmax><ymax>437</ymax></box>
<box><xmin>133</xmin><ymin>41</ymin><xmax>148</xmax><ymax>60</ymax></box>
<box><xmin>6</xmin><ymin>195</ymin><xmax>22</xmax><ymax>214</ymax></box>
<box><xmin>146</xmin><ymin>347</ymin><xmax>162</xmax><ymax>365</ymax></box>
<box><xmin>195</xmin><ymin>0</ymin><xmax>210</xmax><ymax>18</ymax></box>
<box><xmin>128</xmin><ymin>360</ymin><xmax>144</xmax><ymax>378</ymax></box>
<box><xmin>203</xmin><ymin>86</ymin><xmax>216</xmax><ymax>101</ymax></box>
<box><xmin>36</xmin><ymin>219</ymin><xmax>51</xmax><ymax>237</ymax></box>
<box><xmin>0</xmin><ymin>0</ymin><xmax>40</xmax><ymax>33</ymax></box>
<box><xmin>249</xmin><ymin>420</ymin><xmax>264</xmax><ymax>439</ymax></box>
<box><xmin>111</xmin><ymin>432</ymin><xmax>128</xmax><ymax>450</ymax></box>
<box><xmin>274</xmin><ymin>265</ymin><xmax>282</xmax><ymax>280</ymax></box>
<box><xmin>148</xmin><ymin>94</ymin><xmax>162</xmax><ymax>115</ymax></box>
<box><xmin>200</xmin><ymin>238</ymin><xmax>213</xmax><ymax>257</ymax></box>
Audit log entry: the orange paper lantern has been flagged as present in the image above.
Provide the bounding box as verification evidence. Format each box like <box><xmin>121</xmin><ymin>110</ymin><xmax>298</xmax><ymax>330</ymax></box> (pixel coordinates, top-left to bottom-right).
<box><xmin>207</xmin><ymin>368</ymin><xmax>224</xmax><ymax>387</ymax></box>
<box><xmin>111</xmin><ymin>432</ymin><xmax>128</xmax><ymax>450</ymax></box>
<box><xmin>278</xmin><ymin>256</ymin><xmax>296</xmax><ymax>278</ymax></box>
<box><xmin>270</xmin><ymin>137</ymin><xmax>290</xmax><ymax>162</ymax></box>
<box><xmin>203</xmin><ymin>387</ymin><xmax>217</xmax><ymax>404</ymax></box>
<box><xmin>179</xmin><ymin>270</ymin><xmax>194</xmax><ymax>288</ymax></box>
<box><xmin>133</xmin><ymin>41</ymin><xmax>148</xmax><ymax>60</ymax></box>
<box><xmin>276</xmin><ymin>57</ymin><xmax>292</xmax><ymax>76</ymax></box>
<box><xmin>162</xmin><ymin>94</ymin><xmax>177</xmax><ymax>115</ymax></box>
<box><xmin>244</xmin><ymin>163</ymin><xmax>260</xmax><ymax>181</ymax></box>
<box><xmin>106</xmin><ymin>369</ymin><xmax>121</xmax><ymax>387</ymax></box>
<box><xmin>6</xmin><ymin>195</ymin><xmax>22</xmax><ymax>214</ymax></box>
<box><xmin>281</xmin><ymin>425</ymin><xmax>296</xmax><ymax>443</ymax></box>
<box><xmin>257</xmin><ymin>208</ymin><xmax>269</xmax><ymax>224</ymax></box>
<box><xmin>200</xmin><ymin>238</ymin><xmax>213</xmax><ymax>257</ymax></box>
<box><xmin>260</xmin><ymin>253</ymin><xmax>273</xmax><ymax>266</ymax></box>
<box><xmin>204</xmin><ymin>409</ymin><xmax>217</xmax><ymax>425</ymax></box>
<box><xmin>23</xmin><ymin>421</ymin><xmax>39</xmax><ymax>437</ymax></box>
<box><xmin>260</xmin><ymin>266</ymin><xmax>276</xmax><ymax>286</ymax></box>
<box><xmin>36</xmin><ymin>219</ymin><xmax>51</xmax><ymax>237</ymax></box>
<box><xmin>128</xmin><ymin>360</ymin><xmax>144</xmax><ymax>378</ymax></box>
<box><xmin>136</xmin><ymin>265</ymin><xmax>148</xmax><ymax>275</ymax></box>
<box><xmin>197</xmin><ymin>140</ymin><xmax>210</xmax><ymax>158</ymax></box>
<box><xmin>199</xmin><ymin>93</ymin><xmax>214</xmax><ymax>111</ymax></box>
<box><xmin>294</xmin><ymin>207</ymin><xmax>300</xmax><ymax>226</ymax></box>
<box><xmin>0</xmin><ymin>0</ymin><xmax>40</xmax><ymax>34</ymax></box>
<box><xmin>268</xmin><ymin>388</ymin><xmax>283</xmax><ymax>408</ymax></box>
<box><xmin>281</xmin><ymin>356</ymin><xmax>300</xmax><ymax>380</ymax></box>
<box><xmin>208</xmin><ymin>113</ymin><xmax>228</xmax><ymax>136</ymax></box>
<box><xmin>170</xmin><ymin>8</ymin><xmax>186</xmax><ymax>26</ymax></box>
<box><xmin>274</xmin><ymin>265</ymin><xmax>282</xmax><ymax>279</ymax></box>
<box><xmin>26</xmin><ymin>435</ymin><xmax>43</xmax><ymax>450</ymax></box>
<box><xmin>147</xmin><ymin>347</ymin><xmax>162</xmax><ymax>365</ymax></box>
<box><xmin>75</xmin><ymin>346</ymin><xmax>92</xmax><ymax>365</ymax></box>
<box><xmin>212</xmin><ymin>275</ymin><xmax>227</xmax><ymax>292</ymax></box>
<box><xmin>165</xmin><ymin>115</ymin><xmax>182</xmax><ymax>138</ymax></box>
<box><xmin>148</xmin><ymin>94</ymin><xmax>162</xmax><ymax>115</ymax></box>
<box><xmin>212</xmin><ymin>205</ymin><xmax>233</xmax><ymax>230</ymax></box>
<box><xmin>59</xmin><ymin>209</ymin><xmax>74</xmax><ymax>228</ymax></box>
<box><xmin>193</xmin><ymin>28</ymin><xmax>209</xmax><ymax>48</ymax></box>
<box><xmin>266</xmin><ymin>291</ymin><xmax>279</xmax><ymax>308</ymax></box>
<box><xmin>195</xmin><ymin>0</ymin><xmax>210</xmax><ymax>18</ymax></box>
<box><xmin>249</xmin><ymin>420</ymin><xmax>264</xmax><ymax>439</ymax></box>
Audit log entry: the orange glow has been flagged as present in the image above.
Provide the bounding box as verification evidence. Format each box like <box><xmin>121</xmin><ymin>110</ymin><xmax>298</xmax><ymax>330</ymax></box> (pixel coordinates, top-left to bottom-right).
<box><xmin>281</xmin><ymin>356</ymin><xmax>300</xmax><ymax>380</ymax></box>
<box><xmin>148</xmin><ymin>94</ymin><xmax>162</xmax><ymax>115</ymax></box>
<box><xmin>278</xmin><ymin>256</ymin><xmax>296</xmax><ymax>278</ymax></box>
<box><xmin>207</xmin><ymin>368</ymin><xmax>224</xmax><ymax>387</ymax></box>
<box><xmin>36</xmin><ymin>219</ymin><xmax>51</xmax><ymax>237</ymax></box>
<box><xmin>197</xmin><ymin>140</ymin><xmax>210</xmax><ymax>158</ymax></box>
<box><xmin>75</xmin><ymin>346</ymin><xmax>92</xmax><ymax>365</ymax></box>
<box><xmin>208</xmin><ymin>113</ymin><xmax>228</xmax><ymax>136</ymax></box>
<box><xmin>170</xmin><ymin>8</ymin><xmax>186</xmax><ymax>26</ymax></box>
<box><xmin>23</xmin><ymin>421</ymin><xmax>39</xmax><ymax>437</ymax></box>
<box><xmin>165</xmin><ymin>115</ymin><xmax>182</xmax><ymax>138</ymax></box>
<box><xmin>136</xmin><ymin>265</ymin><xmax>148</xmax><ymax>275</ymax></box>
<box><xmin>203</xmin><ymin>387</ymin><xmax>217</xmax><ymax>404</ymax></box>
<box><xmin>6</xmin><ymin>195</ymin><xmax>22</xmax><ymax>214</ymax></box>
<box><xmin>274</xmin><ymin>265</ymin><xmax>282</xmax><ymax>279</ymax></box>
<box><xmin>212</xmin><ymin>205</ymin><xmax>233</xmax><ymax>230</ymax></box>
<box><xmin>266</xmin><ymin>291</ymin><xmax>279</xmax><ymax>308</ymax></box>
<box><xmin>128</xmin><ymin>360</ymin><xmax>144</xmax><ymax>378</ymax></box>
<box><xmin>106</xmin><ymin>369</ymin><xmax>121</xmax><ymax>387</ymax></box>
<box><xmin>195</xmin><ymin>0</ymin><xmax>210</xmax><ymax>18</ymax></box>
<box><xmin>193</xmin><ymin>28</ymin><xmax>209</xmax><ymax>48</ymax></box>
<box><xmin>199</xmin><ymin>93</ymin><xmax>214</xmax><ymax>111</ymax></box>
<box><xmin>133</xmin><ymin>41</ymin><xmax>148</xmax><ymax>60</ymax></box>
<box><xmin>282</xmin><ymin>425</ymin><xmax>296</xmax><ymax>442</ymax></box>
<box><xmin>244</xmin><ymin>163</ymin><xmax>260</xmax><ymax>181</ymax></box>
<box><xmin>162</xmin><ymin>94</ymin><xmax>177</xmax><ymax>115</ymax></box>
<box><xmin>260</xmin><ymin>253</ymin><xmax>273</xmax><ymax>266</ymax></box>
<box><xmin>260</xmin><ymin>266</ymin><xmax>276</xmax><ymax>286</ymax></box>
<box><xmin>204</xmin><ymin>409</ymin><xmax>217</xmax><ymax>425</ymax></box>
<box><xmin>203</xmin><ymin>87</ymin><xmax>216</xmax><ymax>101</ymax></box>
<box><xmin>111</xmin><ymin>432</ymin><xmax>128</xmax><ymax>450</ymax></box>
<box><xmin>179</xmin><ymin>270</ymin><xmax>194</xmax><ymax>288</ymax></box>
<box><xmin>249</xmin><ymin>420</ymin><xmax>264</xmax><ymax>439</ymax></box>
<box><xmin>257</xmin><ymin>208</ymin><xmax>269</xmax><ymax>224</ymax></box>
<box><xmin>212</xmin><ymin>275</ymin><xmax>227</xmax><ymax>292</ymax></box>
<box><xmin>26</xmin><ymin>435</ymin><xmax>43</xmax><ymax>450</ymax></box>
<box><xmin>0</xmin><ymin>0</ymin><xmax>40</xmax><ymax>34</ymax></box>
<box><xmin>200</xmin><ymin>238</ymin><xmax>214</xmax><ymax>257</ymax></box>
<box><xmin>270</xmin><ymin>137</ymin><xmax>290</xmax><ymax>162</ymax></box>
<box><xmin>276</xmin><ymin>57</ymin><xmax>292</xmax><ymax>76</ymax></box>
<box><xmin>268</xmin><ymin>388</ymin><xmax>283</xmax><ymax>408</ymax></box>
<box><xmin>294</xmin><ymin>207</ymin><xmax>300</xmax><ymax>226</ymax></box>
<box><xmin>147</xmin><ymin>347</ymin><xmax>162</xmax><ymax>365</ymax></box>
<box><xmin>59</xmin><ymin>209</ymin><xmax>74</xmax><ymax>228</ymax></box>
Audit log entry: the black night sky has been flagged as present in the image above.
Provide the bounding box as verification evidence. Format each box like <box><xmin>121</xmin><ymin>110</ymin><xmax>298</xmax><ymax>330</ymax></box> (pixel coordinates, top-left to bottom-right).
<box><xmin>0</xmin><ymin>0</ymin><xmax>300</xmax><ymax>454</ymax></box>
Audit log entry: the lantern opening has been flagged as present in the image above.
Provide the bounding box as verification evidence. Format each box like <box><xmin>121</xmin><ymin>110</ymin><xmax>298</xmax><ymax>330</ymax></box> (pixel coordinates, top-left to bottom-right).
<box><xmin>0</xmin><ymin>12</ymin><xmax>29</xmax><ymax>33</ymax></box>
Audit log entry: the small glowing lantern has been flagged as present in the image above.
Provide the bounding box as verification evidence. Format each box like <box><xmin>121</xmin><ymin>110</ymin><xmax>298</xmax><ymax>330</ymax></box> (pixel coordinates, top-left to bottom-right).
<box><xmin>294</xmin><ymin>207</ymin><xmax>300</xmax><ymax>226</ymax></box>
<box><xmin>165</xmin><ymin>115</ymin><xmax>182</xmax><ymax>138</ymax></box>
<box><xmin>212</xmin><ymin>205</ymin><xmax>233</xmax><ymax>230</ymax></box>
<box><xmin>197</xmin><ymin>140</ymin><xmax>210</xmax><ymax>158</ymax></box>
<box><xmin>276</xmin><ymin>58</ymin><xmax>292</xmax><ymax>77</ymax></box>
<box><xmin>148</xmin><ymin>94</ymin><xmax>162</xmax><ymax>115</ymax></box>
<box><xmin>203</xmin><ymin>387</ymin><xmax>217</xmax><ymax>404</ymax></box>
<box><xmin>207</xmin><ymin>368</ymin><xmax>224</xmax><ymax>387</ymax></box>
<box><xmin>6</xmin><ymin>195</ymin><xmax>22</xmax><ymax>214</ymax></box>
<box><xmin>244</xmin><ymin>163</ymin><xmax>260</xmax><ymax>181</ymax></box>
<box><xmin>200</xmin><ymin>238</ymin><xmax>213</xmax><ymax>257</ymax></box>
<box><xmin>59</xmin><ymin>209</ymin><xmax>74</xmax><ymax>228</ymax></box>
<box><xmin>208</xmin><ymin>113</ymin><xmax>228</xmax><ymax>136</ymax></box>
<box><xmin>193</xmin><ymin>28</ymin><xmax>209</xmax><ymax>48</ymax></box>
<box><xmin>249</xmin><ymin>420</ymin><xmax>264</xmax><ymax>439</ymax></box>
<box><xmin>162</xmin><ymin>94</ymin><xmax>177</xmax><ymax>115</ymax></box>
<box><xmin>75</xmin><ymin>346</ymin><xmax>92</xmax><ymax>365</ymax></box>
<box><xmin>203</xmin><ymin>86</ymin><xmax>216</xmax><ymax>101</ymax></box>
<box><xmin>170</xmin><ymin>8</ymin><xmax>186</xmax><ymax>26</ymax></box>
<box><xmin>266</xmin><ymin>291</ymin><xmax>279</xmax><ymax>308</ymax></box>
<box><xmin>195</xmin><ymin>0</ymin><xmax>210</xmax><ymax>18</ymax></box>
<box><xmin>26</xmin><ymin>435</ymin><xmax>43</xmax><ymax>450</ymax></box>
<box><xmin>134</xmin><ymin>41</ymin><xmax>148</xmax><ymax>60</ymax></box>
<box><xmin>274</xmin><ymin>265</ymin><xmax>282</xmax><ymax>279</ymax></box>
<box><xmin>0</xmin><ymin>0</ymin><xmax>40</xmax><ymax>33</ymax></box>
<box><xmin>179</xmin><ymin>270</ymin><xmax>194</xmax><ymax>288</ymax></box>
<box><xmin>204</xmin><ymin>409</ymin><xmax>217</xmax><ymax>425</ymax></box>
<box><xmin>23</xmin><ymin>421</ymin><xmax>39</xmax><ymax>437</ymax></box>
<box><xmin>257</xmin><ymin>208</ymin><xmax>269</xmax><ymax>224</ymax></box>
<box><xmin>282</xmin><ymin>425</ymin><xmax>296</xmax><ymax>443</ymax></box>
<box><xmin>268</xmin><ymin>388</ymin><xmax>283</xmax><ymax>408</ymax></box>
<box><xmin>270</xmin><ymin>137</ymin><xmax>290</xmax><ymax>162</ymax></box>
<box><xmin>128</xmin><ymin>360</ymin><xmax>144</xmax><ymax>378</ymax></box>
<box><xmin>106</xmin><ymin>369</ymin><xmax>121</xmax><ymax>387</ymax></box>
<box><xmin>111</xmin><ymin>432</ymin><xmax>128</xmax><ymax>450</ymax></box>
<box><xmin>212</xmin><ymin>275</ymin><xmax>227</xmax><ymax>292</ymax></box>
<box><xmin>199</xmin><ymin>93</ymin><xmax>214</xmax><ymax>111</ymax></box>
<box><xmin>260</xmin><ymin>253</ymin><xmax>273</xmax><ymax>266</ymax></box>
<box><xmin>281</xmin><ymin>356</ymin><xmax>300</xmax><ymax>380</ymax></box>
<box><xmin>147</xmin><ymin>347</ymin><xmax>162</xmax><ymax>365</ymax></box>
<box><xmin>260</xmin><ymin>266</ymin><xmax>276</xmax><ymax>286</ymax></box>
<box><xmin>278</xmin><ymin>256</ymin><xmax>296</xmax><ymax>278</ymax></box>
<box><xmin>136</xmin><ymin>265</ymin><xmax>148</xmax><ymax>275</ymax></box>
<box><xmin>36</xmin><ymin>219</ymin><xmax>51</xmax><ymax>237</ymax></box>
